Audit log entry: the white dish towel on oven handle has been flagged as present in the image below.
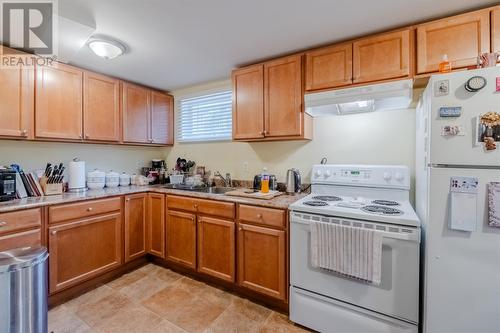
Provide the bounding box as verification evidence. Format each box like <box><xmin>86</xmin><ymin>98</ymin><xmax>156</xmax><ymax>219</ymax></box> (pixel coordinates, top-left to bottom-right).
<box><xmin>310</xmin><ymin>221</ymin><xmax>383</xmax><ymax>285</ymax></box>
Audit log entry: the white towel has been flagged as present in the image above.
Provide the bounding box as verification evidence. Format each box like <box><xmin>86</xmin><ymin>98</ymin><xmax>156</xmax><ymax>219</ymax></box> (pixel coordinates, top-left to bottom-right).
<box><xmin>310</xmin><ymin>221</ymin><xmax>383</xmax><ymax>285</ymax></box>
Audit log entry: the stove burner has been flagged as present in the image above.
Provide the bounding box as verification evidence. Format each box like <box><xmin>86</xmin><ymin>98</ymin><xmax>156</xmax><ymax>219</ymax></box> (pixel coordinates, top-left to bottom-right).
<box><xmin>372</xmin><ymin>200</ymin><xmax>400</xmax><ymax>206</ymax></box>
<box><xmin>304</xmin><ymin>201</ymin><xmax>329</xmax><ymax>207</ymax></box>
<box><xmin>312</xmin><ymin>195</ymin><xmax>342</xmax><ymax>202</ymax></box>
<box><xmin>362</xmin><ymin>205</ymin><xmax>403</xmax><ymax>215</ymax></box>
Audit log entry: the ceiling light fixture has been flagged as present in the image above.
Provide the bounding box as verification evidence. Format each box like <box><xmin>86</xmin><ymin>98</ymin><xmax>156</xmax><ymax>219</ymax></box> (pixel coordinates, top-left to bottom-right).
<box><xmin>87</xmin><ymin>37</ymin><xmax>126</xmax><ymax>59</ymax></box>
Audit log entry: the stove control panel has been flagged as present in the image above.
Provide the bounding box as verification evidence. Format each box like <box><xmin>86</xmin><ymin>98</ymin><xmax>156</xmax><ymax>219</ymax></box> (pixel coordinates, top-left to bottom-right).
<box><xmin>311</xmin><ymin>164</ymin><xmax>410</xmax><ymax>189</ymax></box>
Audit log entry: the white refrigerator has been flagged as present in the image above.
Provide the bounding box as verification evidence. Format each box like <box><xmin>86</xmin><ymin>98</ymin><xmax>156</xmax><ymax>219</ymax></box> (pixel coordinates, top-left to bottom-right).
<box><xmin>416</xmin><ymin>66</ymin><xmax>500</xmax><ymax>333</ymax></box>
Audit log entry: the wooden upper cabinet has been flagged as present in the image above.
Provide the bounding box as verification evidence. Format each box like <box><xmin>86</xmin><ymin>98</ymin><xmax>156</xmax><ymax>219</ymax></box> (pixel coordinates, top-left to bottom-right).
<box><xmin>124</xmin><ymin>193</ymin><xmax>147</xmax><ymax>262</ymax></box>
<box><xmin>197</xmin><ymin>216</ymin><xmax>235</xmax><ymax>282</ymax></box>
<box><xmin>35</xmin><ymin>63</ymin><xmax>83</xmax><ymax>140</ymax></box>
<box><xmin>0</xmin><ymin>48</ymin><xmax>34</xmax><ymax>139</ymax></box>
<box><xmin>264</xmin><ymin>55</ymin><xmax>303</xmax><ymax>137</ymax></box>
<box><xmin>150</xmin><ymin>91</ymin><xmax>174</xmax><ymax>145</ymax></box>
<box><xmin>122</xmin><ymin>82</ymin><xmax>150</xmax><ymax>143</ymax></box>
<box><xmin>492</xmin><ymin>7</ymin><xmax>500</xmax><ymax>54</ymax></box>
<box><xmin>232</xmin><ymin>64</ymin><xmax>265</xmax><ymax>140</ymax></box>
<box><xmin>83</xmin><ymin>72</ymin><xmax>120</xmax><ymax>142</ymax></box>
<box><xmin>166</xmin><ymin>210</ymin><xmax>197</xmax><ymax>269</ymax></box>
<box><xmin>353</xmin><ymin>29</ymin><xmax>410</xmax><ymax>84</ymax></box>
<box><xmin>147</xmin><ymin>193</ymin><xmax>165</xmax><ymax>258</ymax></box>
<box><xmin>305</xmin><ymin>43</ymin><xmax>353</xmax><ymax>91</ymax></box>
<box><xmin>416</xmin><ymin>10</ymin><xmax>490</xmax><ymax>74</ymax></box>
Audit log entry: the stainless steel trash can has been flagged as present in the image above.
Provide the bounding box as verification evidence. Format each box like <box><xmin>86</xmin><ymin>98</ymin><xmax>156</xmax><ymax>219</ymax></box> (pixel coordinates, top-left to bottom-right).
<box><xmin>0</xmin><ymin>246</ymin><xmax>49</xmax><ymax>333</ymax></box>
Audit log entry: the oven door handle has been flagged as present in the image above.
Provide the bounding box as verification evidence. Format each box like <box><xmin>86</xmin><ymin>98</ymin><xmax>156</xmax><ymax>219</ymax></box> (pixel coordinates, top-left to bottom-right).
<box><xmin>291</xmin><ymin>218</ymin><xmax>420</xmax><ymax>243</ymax></box>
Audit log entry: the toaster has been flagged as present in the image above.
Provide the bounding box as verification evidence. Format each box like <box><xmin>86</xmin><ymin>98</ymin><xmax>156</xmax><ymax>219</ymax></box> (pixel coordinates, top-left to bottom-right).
<box><xmin>0</xmin><ymin>169</ymin><xmax>16</xmax><ymax>202</ymax></box>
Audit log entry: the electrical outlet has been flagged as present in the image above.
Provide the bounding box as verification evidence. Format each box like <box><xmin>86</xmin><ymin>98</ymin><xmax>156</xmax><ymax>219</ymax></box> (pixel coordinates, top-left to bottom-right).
<box><xmin>242</xmin><ymin>162</ymin><xmax>248</xmax><ymax>173</ymax></box>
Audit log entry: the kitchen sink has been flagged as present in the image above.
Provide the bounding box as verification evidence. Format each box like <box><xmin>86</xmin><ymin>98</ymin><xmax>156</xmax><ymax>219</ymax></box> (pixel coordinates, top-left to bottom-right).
<box><xmin>163</xmin><ymin>184</ymin><xmax>234</xmax><ymax>194</ymax></box>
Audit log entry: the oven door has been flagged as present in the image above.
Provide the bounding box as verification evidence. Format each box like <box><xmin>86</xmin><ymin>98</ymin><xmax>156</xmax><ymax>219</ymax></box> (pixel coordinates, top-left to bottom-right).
<box><xmin>290</xmin><ymin>211</ymin><xmax>420</xmax><ymax>323</ymax></box>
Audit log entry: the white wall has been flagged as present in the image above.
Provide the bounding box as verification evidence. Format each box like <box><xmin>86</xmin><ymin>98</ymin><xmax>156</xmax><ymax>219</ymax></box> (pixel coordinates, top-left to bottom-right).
<box><xmin>166</xmin><ymin>80</ymin><xmax>418</xmax><ymax>187</ymax></box>
<box><xmin>0</xmin><ymin>140</ymin><xmax>165</xmax><ymax>174</ymax></box>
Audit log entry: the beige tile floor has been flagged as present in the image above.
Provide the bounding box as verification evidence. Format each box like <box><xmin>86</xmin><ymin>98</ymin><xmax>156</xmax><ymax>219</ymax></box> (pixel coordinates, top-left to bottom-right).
<box><xmin>49</xmin><ymin>264</ymin><xmax>312</xmax><ymax>333</ymax></box>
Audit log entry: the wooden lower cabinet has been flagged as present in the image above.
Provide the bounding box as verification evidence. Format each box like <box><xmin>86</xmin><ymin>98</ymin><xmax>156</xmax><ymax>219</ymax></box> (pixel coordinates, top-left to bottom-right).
<box><xmin>48</xmin><ymin>212</ymin><xmax>122</xmax><ymax>293</ymax></box>
<box><xmin>147</xmin><ymin>193</ymin><xmax>165</xmax><ymax>258</ymax></box>
<box><xmin>124</xmin><ymin>193</ymin><xmax>147</xmax><ymax>262</ymax></box>
<box><xmin>237</xmin><ymin>223</ymin><xmax>286</xmax><ymax>301</ymax></box>
<box><xmin>197</xmin><ymin>216</ymin><xmax>235</xmax><ymax>282</ymax></box>
<box><xmin>166</xmin><ymin>210</ymin><xmax>197</xmax><ymax>269</ymax></box>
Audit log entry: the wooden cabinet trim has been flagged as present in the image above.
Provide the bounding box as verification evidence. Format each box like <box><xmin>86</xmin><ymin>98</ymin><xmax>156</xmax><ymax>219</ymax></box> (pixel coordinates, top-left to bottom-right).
<box><xmin>166</xmin><ymin>195</ymin><xmax>235</xmax><ymax>219</ymax></box>
<box><xmin>150</xmin><ymin>91</ymin><xmax>174</xmax><ymax>145</ymax></box>
<box><xmin>492</xmin><ymin>7</ymin><xmax>500</xmax><ymax>54</ymax></box>
<box><xmin>238</xmin><ymin>204</ymin><xmax>286</xmax><ymax>229</ymax></box>
<box><xmin>197</xmin><ymin>216</ymin><xmax>235</xmax><ymax>282</ymax></box>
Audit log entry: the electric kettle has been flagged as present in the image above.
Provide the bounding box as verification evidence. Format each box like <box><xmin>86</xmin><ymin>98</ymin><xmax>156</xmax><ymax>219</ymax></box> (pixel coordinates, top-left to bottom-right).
<box><xmin>285</xmin><ymin>169</ymin><xmax>301</xmax><ymax>194</ymax></box>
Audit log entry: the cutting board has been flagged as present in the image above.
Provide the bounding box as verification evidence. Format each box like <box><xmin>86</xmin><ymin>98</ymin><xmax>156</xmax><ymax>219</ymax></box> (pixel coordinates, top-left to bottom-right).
<box><xmin>224</xmin><ymin>188</ymin><xmax>283</xmax><ymax>200</ymax></box>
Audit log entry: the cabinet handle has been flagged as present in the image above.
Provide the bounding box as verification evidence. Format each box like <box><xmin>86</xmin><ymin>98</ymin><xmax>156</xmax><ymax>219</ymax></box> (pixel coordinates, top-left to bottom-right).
<box><xmin>86</xmin><ymin>207</ymin><xmax>93</xmax><ymax>212</ymax></box>
<box><xmin>21</xmin><ymin>129</ymin><xmax>28</xmax><ymax>136</ymax></box>
<box><xmin>238</xmin><ymin>227</ymin><xmax>243</xmax><ymax>231</ymax></box>
<box><xmin>84</xmin><ymin>134</ymin><xmax>89</xmax><ymax>139</ymax></box>
<box><xmin>79</xmin><ymin>134</ymin><xmax>83</xmax><ymax>139</ymax></box>
<box><xmin>260</xmin><ymin>131</ymin><xmax>265</xmax><ymax>136</ymax></box>
<box><xmin>51</xmin><ymin>230</ymin><xmax>57</xmax><ymax>235</ymax></box>
<box><xmin>0</xmin><ymin>221</ymin><xmax>7</xmax><ymax>227</ymax></box>
<box><xmin>126</xmin><ymin>198</ymin><xmax>130</xmax><ymax>202</ymax></box>
<box><xmin>257</xmin><ymin>213</ymin><xmax>263</xmax><ymax>219</ymax></box>
<box><xmin>193</xmin><ymin>204</ymin><xmax>198</xmax><ymax>209</ymax></box>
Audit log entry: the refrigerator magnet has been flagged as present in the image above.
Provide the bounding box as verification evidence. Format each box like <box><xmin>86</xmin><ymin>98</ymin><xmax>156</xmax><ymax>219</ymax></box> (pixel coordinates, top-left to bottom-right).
<box><xmin>449</xmin><ymin>177</ymin><xmax>479</xmax><ymax>232</ymax></box>
<box><xmin>488</xmin><ymin>182</ymin><xmax>500</xmax><ymax>227</ymax></box>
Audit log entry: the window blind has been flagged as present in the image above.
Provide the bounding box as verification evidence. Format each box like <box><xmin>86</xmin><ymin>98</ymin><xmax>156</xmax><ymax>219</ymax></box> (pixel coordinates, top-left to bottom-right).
<box><xmin>177</xmin><ymin>90</ymin><xmax>232</xmax><ymax>142</ymax></box>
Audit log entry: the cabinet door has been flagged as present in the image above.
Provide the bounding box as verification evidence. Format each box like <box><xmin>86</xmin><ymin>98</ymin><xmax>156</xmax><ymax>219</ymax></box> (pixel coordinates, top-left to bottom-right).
<box><xmin>305</xmin><ymin>43</ymin><xmax>353</xmax><ymax>91</ymax></box>
<box><xmin>264</xmin><ymin>55</ymin><xmax>303</xmax><ymax>138</ymax></box>
<box><xmin>237</xmin><ymin>223</ymin><xmax>286</xmax><ymax>300</ymax></box>
<box><xmin>0</xmin><ymin>48</ymin><xmax>34</xmax><ymax>138</ymax></box>
<box><xmin>232</xmin><ymin>64</ymin><xmax>265</xmax><ymax>140</ymax></box>
<box><xmin>147</xmin><ymin>193</ymin><xmax>165</xmax><ymax>258</ymax></box>
<box><xmin>83</xmin><ymin>72</ymin><xmax>120</xmax><ymax>142</ymax></box>
<box><xmin>35</xmin><ymin>63</ymin><xmax>83</xmax><ymax>140</ymax></box>
<box><xmin>197</xmin><ymin>216</ymin><xmax>235</xmax><ymax>282</ymax></box>
<box><xmin>493</xmin><ymin>7</ymin><xmax>500</xmax><ymax>54</ymax></box>
<box><xmin>48</xmin><ymin>213</ymin><xmax>122</xmax><ymax>293</ymax></box>
<box><xmin>166</xmin><ymin>210</ymin><xmax>197</xmax><ymax>269</ymax></box>
<box><xmin>150</xmin><ymin>91</ymin><xmax>174</xmax><ymax>145</ymax></box>
<box><xmin>122</xmin><ymin>82</ymin><xmax>150</xmax><ymax>143</ymax></box>
<box><xmin>124</xmin><ymin>193</ymin><xmax>147</xmax><ymax>262</ymax></box>
<box><xmin>353</xmin><ymin>30</ymin><xmax>410</xmax><ymax>84</ymax></box>
<box><xmin>417</xmin><ymin>10</ymin><xmax>490</xmax><ymax>74</ymax></box>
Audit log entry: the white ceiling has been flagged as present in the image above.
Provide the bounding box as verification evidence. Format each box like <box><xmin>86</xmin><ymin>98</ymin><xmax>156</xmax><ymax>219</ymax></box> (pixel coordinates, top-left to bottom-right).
<box><xmin>59</xmin><ymin>0</ymin><xmax>497</xmax><ymax>91</ymax></box>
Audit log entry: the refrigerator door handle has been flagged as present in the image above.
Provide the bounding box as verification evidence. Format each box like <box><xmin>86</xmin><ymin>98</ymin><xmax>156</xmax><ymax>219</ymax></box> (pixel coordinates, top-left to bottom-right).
<box><xmin>429</xmin><ymin>163</ymin><xmax>500</xmax><ymax>170</ymax></box>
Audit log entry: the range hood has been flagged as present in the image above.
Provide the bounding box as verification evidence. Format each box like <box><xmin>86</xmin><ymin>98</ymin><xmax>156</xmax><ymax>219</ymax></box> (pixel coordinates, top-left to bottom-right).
<box><xmin>305</xmin><ymin>79</ymin><xmax>413</xmax><ymax>117</ymax></box>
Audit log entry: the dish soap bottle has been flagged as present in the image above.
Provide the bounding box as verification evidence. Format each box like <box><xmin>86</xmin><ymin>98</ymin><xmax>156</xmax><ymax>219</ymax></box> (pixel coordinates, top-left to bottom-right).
<box><xmin>260</xmin><ymin>167</ymin><xmax>270</xmax><ymax>193</ymax></box>
<box><xmin>438</xmin><ymin>54</ymin><xmax>452</xmax><ymax>73</ymax></box>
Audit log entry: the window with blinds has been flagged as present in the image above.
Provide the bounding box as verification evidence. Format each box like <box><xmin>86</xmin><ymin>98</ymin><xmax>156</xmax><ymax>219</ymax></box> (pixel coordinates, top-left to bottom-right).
<box><xmin>177</xmin><ymin>90</ymin><xmax>232</xmax><ymax>142</ymax></box>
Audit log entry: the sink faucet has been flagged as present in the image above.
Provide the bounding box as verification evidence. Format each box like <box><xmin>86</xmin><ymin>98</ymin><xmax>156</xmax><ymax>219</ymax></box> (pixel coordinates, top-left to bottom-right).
<box><xmin>214</xmin><ymin>171</ymin><xmax>232</xmax><ymax>187</ymax></box>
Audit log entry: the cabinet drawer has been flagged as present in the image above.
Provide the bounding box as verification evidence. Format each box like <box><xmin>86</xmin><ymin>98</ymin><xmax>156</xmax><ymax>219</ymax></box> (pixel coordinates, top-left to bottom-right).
<box><xmin>0</xmin><ymin>228</ymin><xmax>41</xmax><ymax>251</ymax></box>
<box><xmin>0</xmin><ymin>208</ymin><xmax>41</xmax><ymax>235</ymax></box>
<box><xmin>167</xmin><ymin>195</ymin><xmax>235</xmax><ymax>219</ymax></box>
<box><xmin>49</xmin><ymin>197</ymin><xmax>121</xmax><ymax>223</ymax></box>
<box><xmin>238</xmin><ymin>205</ymin><xmax>286</xmax><ymax>228</ymax></box>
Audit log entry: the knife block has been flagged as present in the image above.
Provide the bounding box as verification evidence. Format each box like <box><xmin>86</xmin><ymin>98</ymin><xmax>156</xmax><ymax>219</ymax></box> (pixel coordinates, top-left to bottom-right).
<box><xmin>40</xmin><ymin>176</ymin><xmax>63</xmax><ymax>196</ymax></box>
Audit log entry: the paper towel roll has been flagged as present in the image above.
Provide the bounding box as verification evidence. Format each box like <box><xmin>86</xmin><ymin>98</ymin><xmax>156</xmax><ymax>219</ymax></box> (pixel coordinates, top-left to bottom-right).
<box><xmin>68</xmin><ymin>159</ymin><xmax>86</xmax><ymax>190</ymax></box>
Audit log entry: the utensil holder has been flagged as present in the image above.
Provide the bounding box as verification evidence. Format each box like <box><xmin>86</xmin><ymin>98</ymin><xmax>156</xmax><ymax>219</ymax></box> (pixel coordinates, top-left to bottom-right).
<box><xmin>40</xmin><ymin>177</ymin><xmax>63</xmax><ymax>196</ymax></box>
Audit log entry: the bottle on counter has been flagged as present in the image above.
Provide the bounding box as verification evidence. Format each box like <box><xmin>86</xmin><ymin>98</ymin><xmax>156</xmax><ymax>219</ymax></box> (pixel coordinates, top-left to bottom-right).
<box><xmin>260</xmin><ymin>167</ymin><xmax>270</xmax><ymax>193</ymax></box>
<box><xmin>438</xmin><ymin>54</ymin><xmax>452</xmax><ymax>73</ymax></box>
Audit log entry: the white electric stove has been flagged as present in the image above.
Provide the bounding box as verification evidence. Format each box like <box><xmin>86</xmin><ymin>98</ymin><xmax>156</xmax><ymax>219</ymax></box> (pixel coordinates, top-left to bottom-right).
<box><xmin>289</xmin><ymin>165</ymin><xmax>420</xmax><ymax>333</ymax></box>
